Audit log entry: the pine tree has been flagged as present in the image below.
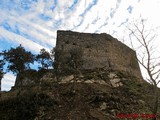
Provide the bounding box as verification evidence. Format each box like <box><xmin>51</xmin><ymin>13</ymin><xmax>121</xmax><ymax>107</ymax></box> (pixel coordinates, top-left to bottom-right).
<box><xmin>3</xmin><ymin>44</ymin><xmax>34</xmax><ymax>74</ymax></box>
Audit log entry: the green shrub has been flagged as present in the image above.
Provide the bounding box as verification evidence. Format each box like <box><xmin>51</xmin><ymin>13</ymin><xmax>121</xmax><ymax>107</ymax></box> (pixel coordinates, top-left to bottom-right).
<box><xmin>0</xmin><ymin>92</ymin><xmax>55</xmax><ymax>120</ymax></box>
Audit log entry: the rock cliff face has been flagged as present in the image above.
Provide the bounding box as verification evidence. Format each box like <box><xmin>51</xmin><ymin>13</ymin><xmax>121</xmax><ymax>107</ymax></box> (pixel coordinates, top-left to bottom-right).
<box><xmin>55</xmin><ymin>30</ymin><xmax>142</xmax><ymax>79</ymax></box>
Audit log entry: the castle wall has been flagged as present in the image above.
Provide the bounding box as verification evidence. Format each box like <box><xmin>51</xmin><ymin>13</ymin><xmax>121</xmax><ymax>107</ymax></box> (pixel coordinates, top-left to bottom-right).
<box><xmin>55</xmin><ymin>30</ymin><xmax>142</xmax><ymax>79</ymax></box>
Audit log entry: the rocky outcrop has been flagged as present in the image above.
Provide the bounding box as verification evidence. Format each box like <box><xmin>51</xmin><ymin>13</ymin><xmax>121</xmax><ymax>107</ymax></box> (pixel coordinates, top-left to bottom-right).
<box><xmin>59</xmin><ymin>72</ymin><xmax>123</xmax><ymax>88</ymax></box>
<box><xmin>1</xmin><ymin>71</ymin><xmax>158</xmax><ymax>120</ymax></box>
<box><xmin>14</xmin><ymin>69</ymin><xmax>52</xmax><ymax>87</ymax></box>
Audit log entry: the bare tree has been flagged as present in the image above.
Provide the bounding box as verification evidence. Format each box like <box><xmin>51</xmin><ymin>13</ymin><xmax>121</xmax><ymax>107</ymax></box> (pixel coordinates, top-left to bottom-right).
<box><xmin>126</xmin><ymin>19</ymin><xmax>160</xmax><ymax>120</ymax></box>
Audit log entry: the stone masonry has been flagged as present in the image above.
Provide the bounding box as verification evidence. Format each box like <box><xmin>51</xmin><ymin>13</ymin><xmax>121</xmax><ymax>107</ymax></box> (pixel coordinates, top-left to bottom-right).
<box><xmin>54</xmin><ymin>30</ymin><xmax>142</xmax><ymax>79</ymax></box>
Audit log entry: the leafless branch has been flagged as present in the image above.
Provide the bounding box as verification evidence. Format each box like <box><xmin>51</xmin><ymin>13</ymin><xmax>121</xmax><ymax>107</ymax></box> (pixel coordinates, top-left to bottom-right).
<box><xmin>126</xmin><ymin>19</ymin><xmax>160</xmax><ymax>115</ymax></box>
<box><xmin>155</xmin><ymin>72</ymin><xmax>160</xmax><ymax>81</ymax></box>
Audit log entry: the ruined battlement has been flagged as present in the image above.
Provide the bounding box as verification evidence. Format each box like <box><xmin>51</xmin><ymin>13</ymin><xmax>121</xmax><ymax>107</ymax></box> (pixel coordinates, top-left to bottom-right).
<box><xmin>54</xmin><ymin>30</ymin><xmax>142</xmax><ymax>79</ymax></box>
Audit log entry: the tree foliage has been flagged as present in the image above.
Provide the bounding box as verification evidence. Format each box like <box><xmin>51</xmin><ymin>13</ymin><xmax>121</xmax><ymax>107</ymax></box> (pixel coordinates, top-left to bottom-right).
<box><xmin>3</xmin><ymin>45</ymin><xmax>34</xmax><ymax>74</ymax></box>
<box><xmin>50</xmin><ymin>47</ymin><xmax>55</xmax><ymax>61</ymax></box>
<box><xmin>0</xmin><ymin>59</ymin><xmax>4</xmax><ymax>80</ymax></box>
<box><xmin>36</xmin><ymin>48</ymin><xmax>53</xmax><ymax>70</ymax></box>
<box><xmin>0</xmin><ymin>59</ymin><xmax>5</xmax><ymax>92</ymax></box>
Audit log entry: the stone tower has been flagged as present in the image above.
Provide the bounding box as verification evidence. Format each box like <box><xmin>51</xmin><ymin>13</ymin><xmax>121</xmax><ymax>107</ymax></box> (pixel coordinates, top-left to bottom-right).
<box><xmin>54</xmin><ymin>30</ymin><xmax>142</xmax><ymax>79</ymax></box>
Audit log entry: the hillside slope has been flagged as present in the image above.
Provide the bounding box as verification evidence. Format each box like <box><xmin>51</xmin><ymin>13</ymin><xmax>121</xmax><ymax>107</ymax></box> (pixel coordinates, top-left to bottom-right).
<box><xmin>0</xmin><ymin>70</ymin><xmax>159</xmax><ymax>120</ymax></box>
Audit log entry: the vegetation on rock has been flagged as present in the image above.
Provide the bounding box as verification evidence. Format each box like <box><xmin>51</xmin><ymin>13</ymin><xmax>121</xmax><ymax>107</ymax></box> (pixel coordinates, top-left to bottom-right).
<box><xmin>0</xmin><ymin>30</ymin><xmax>160</xmax><ymax>120</ymax></box>
<box><xmin>0</xmin><ymin>70</ymin><xmax>160</xmax><ymax>119</ymax></box>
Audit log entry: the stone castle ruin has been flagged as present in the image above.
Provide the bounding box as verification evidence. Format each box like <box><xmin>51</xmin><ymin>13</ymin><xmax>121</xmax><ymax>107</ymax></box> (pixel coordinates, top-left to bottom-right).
<box><xmin>55</xmin><ymin>30</ymin><xmax>142</xmax><ymax>79</ymax></box>
<box><xmin>14</xmin><ymin>30</ymin><xmax>142</xmax><ymax>88</ymax></box>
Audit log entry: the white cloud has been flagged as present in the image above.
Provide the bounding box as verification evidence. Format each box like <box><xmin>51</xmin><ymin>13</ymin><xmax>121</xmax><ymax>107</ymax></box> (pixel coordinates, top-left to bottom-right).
<box><xmin>1</xmin><ymin>73</ymin><xmax>16</xmax><ymax>91</ymax></box>
<box><xmin>0</xmin><ymin>27</ymin><xmax>45</xmax><ymax>53</ymax></box>
<box><xmin>0</xmin><ymin>8</ymin><xmax>56</xmax><ymax>50</ymax></box>
<box><xmin>0</xmin><ymin>0</ymin><xmax>160</xmax><ymax>90</ymax></box>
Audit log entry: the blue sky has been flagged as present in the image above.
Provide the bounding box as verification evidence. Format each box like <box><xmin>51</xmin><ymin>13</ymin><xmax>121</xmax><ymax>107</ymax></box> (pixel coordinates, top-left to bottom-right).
<box><xmin>0</xmin><ymin>0</ymin><xmax>160</xmax><ymax>91</ymax></box>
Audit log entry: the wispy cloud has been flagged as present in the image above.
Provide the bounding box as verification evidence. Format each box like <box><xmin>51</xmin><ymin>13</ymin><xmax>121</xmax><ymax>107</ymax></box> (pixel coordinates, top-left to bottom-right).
<box><xmin>1</xmin><ymin>0</ymin><xmax>155</xmax><ymax>90</ymax></box>
<box><xmin>92</xmin><ymin>16</ymin><xmax>100</xmax><ymax>24</ymax></box>
<box><xmin>127</xmin><ymin>5</ymin><xmax>133</xmax><ymax>14</ymax></box>
<box><xmin>69</xmin><ymin>0</ymin><xmax>79</xmax><ymax>10</ymax></box>
<box><xmin>110</xmin><ymin>0</ymin><xmax>121</xmax><ymax>18</ymax></box>
<box><xmin>80</xmin><ymin>0</ymin><xmax>98</xmax><ymax>16</ymax></box>
<box><xmin>0</xmin><ymin>27</ymin><xmax>45</xmax><ymax>53</ymax></box>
